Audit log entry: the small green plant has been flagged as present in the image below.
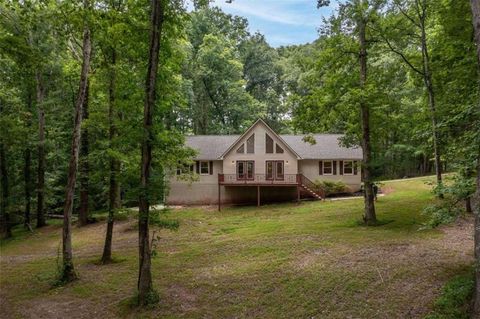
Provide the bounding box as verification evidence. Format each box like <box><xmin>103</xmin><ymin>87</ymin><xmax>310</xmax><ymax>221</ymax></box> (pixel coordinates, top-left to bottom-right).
<box><xmin>148</xmin><ymin>208</ymin><xmax>179</xmax><ymax>259</ymax></box>
<box><xmin>424</xmin><ymin>272</ymin><xmax>474</xmax><ymax>319</ymax></box>
<box><xmin>53</xmin><ymin>243</ymin><xmax>78</xmax><ymax>286</ymax></box>
<box><xmin>314</xmin><ymin>180</ymin><xmax>348</xmax><ymax>196</ymax></box>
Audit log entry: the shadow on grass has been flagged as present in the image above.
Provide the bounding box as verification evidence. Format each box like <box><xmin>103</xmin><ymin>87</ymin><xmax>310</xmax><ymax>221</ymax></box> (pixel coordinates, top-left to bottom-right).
<box><xmin>354</xmin><ymin>219</ymin><xmax>396</xmax><ymax>227</ymax></box>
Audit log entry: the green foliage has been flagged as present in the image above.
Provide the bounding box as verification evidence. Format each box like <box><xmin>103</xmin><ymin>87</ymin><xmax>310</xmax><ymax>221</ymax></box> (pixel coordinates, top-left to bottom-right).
<box><xmin>425</xmin><ymin>272</ymin><xmax>474</xmax><ymax>319</ymax></box>
<box><xmin>314</xmin><ymin>180</ymin><xmax>348</xmax><ymax>196</ymax></box>
<box><xmin>422</xmin><ymin>174</ymin><xmax>475</xmax><ymax>228</ymax></box>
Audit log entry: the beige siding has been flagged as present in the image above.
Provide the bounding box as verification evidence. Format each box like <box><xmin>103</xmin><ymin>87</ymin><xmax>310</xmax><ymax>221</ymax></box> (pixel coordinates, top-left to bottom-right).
<box><xmin>166</xmin><ymin>160</ymin><xmax>222</xmax><ymax>204</ymax></box>
<box><xmin>222</xmin><ymin>121</ymin><xmax>298</xmax><ymax>176</ymax></box>
<box><xmin>299</xmin><ymin>159</ymin><xmax>362</xmax><ymax>192</ymax></box>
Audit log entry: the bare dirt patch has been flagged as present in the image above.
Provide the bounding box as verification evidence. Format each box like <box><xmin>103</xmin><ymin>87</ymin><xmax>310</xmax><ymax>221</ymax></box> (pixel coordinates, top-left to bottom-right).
<box><xmin>21</xmin><ymin>295</ymin><xmax>114</xmax><ymax>319</ymax></box>
<box><xmin>166</xmin><ymin>284</ymin><xmax>198</xmax><ymax>312</ymax></box>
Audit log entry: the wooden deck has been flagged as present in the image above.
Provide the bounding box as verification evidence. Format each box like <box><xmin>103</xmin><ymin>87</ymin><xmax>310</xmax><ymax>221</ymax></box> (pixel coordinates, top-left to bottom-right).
<box><xmin>217</xmin><ymin>174</ymin><xmax>325</xmax><ymax>210</ymax></box>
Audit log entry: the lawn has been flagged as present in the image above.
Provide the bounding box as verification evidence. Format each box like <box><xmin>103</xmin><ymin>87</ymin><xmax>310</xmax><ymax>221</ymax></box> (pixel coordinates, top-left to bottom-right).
<box><xmin>0</xmin><ymin>176</ymin><xmax>474</xmax><ymax>318</ymax></box>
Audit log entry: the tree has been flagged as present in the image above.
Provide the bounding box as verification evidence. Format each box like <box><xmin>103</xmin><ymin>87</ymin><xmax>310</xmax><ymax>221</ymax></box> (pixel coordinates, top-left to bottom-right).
<box><xmin>240</xmin><ymin>33</ymin><xmax>288</xmax><ymax>131</ymax></box>
<box><xmin>100</xmin><ymin>0</ymin><xmax>123</xmax><ymax>264</ymax></box>
<box><xmin>470</xmin><ymin>0</ymin><xmax>480</xmax><ymax>315</ymax></box>
<box><xmin>24</xmin><ymin>87</ymin><xmax>33</xmax><ymax>230</ymax></box>
<box><xmin>137</xmin><ymin>0</ymin><xmax>166</xmax><ymax>305</ymax></box>
<box><xmin>0</xmin><ymin>102</ymin><xmax>11</xmax><ymax>239</ymax></box>
<box><xmin>78</xmin><ymin>80</ymin><xmax>90</xmax><ymax>226</ymax></box>
<box><xmin>60</xmin><ymin>0</ymin><xmax>92</xmax><ymax>282</ymax></box>
<box><xmin>317</xmin><ymin>0</ymin><xmax>382</xmax><ymax>224</ymax></box>
<box><xmin>380</xmin><ymin>0</ymin><xmax>443</xmax><ymax>191</ymax></box>
<box><xmin>36</xmin><ymin>71</ymin><xmax>47</xmax><ymax>228</ymax></box>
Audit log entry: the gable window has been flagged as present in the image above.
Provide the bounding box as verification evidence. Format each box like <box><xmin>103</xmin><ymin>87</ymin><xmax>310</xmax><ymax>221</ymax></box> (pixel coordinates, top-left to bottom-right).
<box><xmin>236</xmin><ymin>143</ymin><xmax>245</xmax><ymax>154</ymax></box>
<box><xmin>343</xmin><ymin>160</ymin><xmax>354</xmax><ymax>175</ymax></box>
<box><xmin>323</xmin><ymin>161</ymin><xmax>333</xmax><ymax>175</ymax></box>
<box><xmin>200</xmin><ymin>161</ymin><xmax>210</xmax><ymax>175</ymax></box>
<box><xmin>246</xmin><ymin>134</ymin><xmax>255</xmax><ymax>154</ymax></box>
<box><xmin>275</xmin><ymin>144</ymin><xmax>284</xmax><ymax>154</ymax></box>
<box><xmin>266</xmin><ymin>133</ymin><xmax>274</xmax><ymax>154</ymax></box>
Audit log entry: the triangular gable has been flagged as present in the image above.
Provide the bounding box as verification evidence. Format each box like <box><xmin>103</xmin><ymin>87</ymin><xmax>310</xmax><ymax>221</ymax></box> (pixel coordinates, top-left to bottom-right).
<box><xmin>219</xmin><ymin>118</ymin><xmax>301</xmax><ymax>159</ymax></box>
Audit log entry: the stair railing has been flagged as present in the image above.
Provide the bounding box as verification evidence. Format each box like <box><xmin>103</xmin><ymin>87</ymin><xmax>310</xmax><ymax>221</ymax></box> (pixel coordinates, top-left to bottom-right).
<box><xmin>297</xmin><ymin>174</ymin><xmax>325</xmax><ymax>199</ymax></box>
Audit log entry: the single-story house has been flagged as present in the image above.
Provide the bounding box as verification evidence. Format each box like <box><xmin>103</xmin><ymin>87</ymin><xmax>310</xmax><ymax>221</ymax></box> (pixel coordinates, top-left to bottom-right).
<box><xmin>167</xmin><ymin>119</ymin><xmax>363</xmax><ymax>208</ymax></box>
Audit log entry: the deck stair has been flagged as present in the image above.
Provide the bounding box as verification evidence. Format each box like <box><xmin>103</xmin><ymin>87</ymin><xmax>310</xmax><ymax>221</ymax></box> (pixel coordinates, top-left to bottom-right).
<box><xmin>298</xmin><ymin>174</ymin><xmax>324</xmax><ymax>200</ymax></box>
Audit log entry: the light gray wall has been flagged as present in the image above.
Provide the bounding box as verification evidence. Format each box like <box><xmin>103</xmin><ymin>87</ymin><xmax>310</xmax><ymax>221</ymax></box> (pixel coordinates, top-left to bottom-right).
<box><xmin>299</xmin><ymin>159</ymin><xmax>362</xmax><ymax>192</ymax></box>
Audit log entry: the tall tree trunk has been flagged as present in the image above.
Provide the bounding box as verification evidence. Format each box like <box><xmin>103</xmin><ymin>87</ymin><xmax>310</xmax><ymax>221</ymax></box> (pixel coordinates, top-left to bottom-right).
<box><xmin>469</xmin><ymin>0</ymin><xmax>480</xmax><ymax>316</ymax></box>
<box><xmin>61</xmin><ymin>5</ymin><xmax>92</xmax><ymax>282</ymax></box>
<box><xmin>0</xmin><ymin>108</ymin><xmax>11</xmax><ymax>239</ymax></box>
<box><xmin>24</xmin><ymin>90</ymin><xmax>33</xmax><ymax>229</ymax></box>
<box><xmin>36</xmin><ymin>72</ymin><xmax>46</xmax><ymax>228</ymax></box>
<box><xmin>419</xmin><ymin>6</ymin><xmax>442</xmax><ymax>191</ymax></box>
<box><xmin>358</xmin><ymin>18</ymin><xmax>377</xmax><ymax>225</ymax></box>
<box><xmin>78</xmin><ymin>81</ymin><xmax>90</xmax><ymax>226</ymax></box>
<box><xmin>24</xmin><ymin>149</ymin><xmax>32</xmax><ymax>228</ymax></box>
<box><xmin>138</xmin><ymin>0</ymin><xmax>165</xmax><ymax>305</ymax></box>
<box><xmin>101</xmin><ymin>49</ymin><xmax>120</xmax><ymax>264</ymax></box>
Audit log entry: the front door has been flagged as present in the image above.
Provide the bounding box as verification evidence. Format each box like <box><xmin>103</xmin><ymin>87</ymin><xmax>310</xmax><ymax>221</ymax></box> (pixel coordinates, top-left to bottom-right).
<box><xmin>237</xmin><ymin>161</ymin><xmax>254</xmax><ymax>180</ymax></box>
<box><xmin>266</xmin><ymin>161</ymin><xmax>284</xmax><ymax>180</ymax></box>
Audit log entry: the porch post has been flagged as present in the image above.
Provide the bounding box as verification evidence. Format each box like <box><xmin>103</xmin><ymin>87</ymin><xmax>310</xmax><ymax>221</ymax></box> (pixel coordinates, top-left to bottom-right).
<box><xmin>297</xmin><ymin>186</ymin><xmax>301</xmax><ymax>204</ymax></box>
<box><xmin>257</xmin><ymin>185</ymin><xmax>260</xmax><ymax>207</ymax></box>
<box><xmin>218</xmin><ymin>184</ymin><xmax>221</xmax><ymax>211</ymax></box>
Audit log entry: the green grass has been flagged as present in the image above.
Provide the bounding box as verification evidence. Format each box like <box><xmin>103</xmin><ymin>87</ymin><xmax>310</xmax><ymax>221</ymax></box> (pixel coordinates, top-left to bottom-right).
<box><xmin>425</xmin><ymin>270</ymin><xmax>474</xmax><ymax>319</ymax></box>
<box><xmin>0</xmin><ymin>176</ymin><xmax>474</xmax><ymax>318</ymax></box>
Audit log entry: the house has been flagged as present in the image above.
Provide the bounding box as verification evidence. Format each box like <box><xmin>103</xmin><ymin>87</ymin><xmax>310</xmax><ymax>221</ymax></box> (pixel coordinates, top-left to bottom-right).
<box><xmin>167</xmin><ymin>119</ymin><xmax>363</xmax><ymax>208</ymax></box>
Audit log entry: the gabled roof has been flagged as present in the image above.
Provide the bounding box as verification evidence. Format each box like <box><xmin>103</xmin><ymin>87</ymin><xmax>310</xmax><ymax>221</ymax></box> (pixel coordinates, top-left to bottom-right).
<box><xmin>281</xmin><ymin>134</ymin><xmax>362</xmax><ymax>159</ymax></box>
<box><xmin>185</xmin><ymin>120</ymin><xmax>363</xmax><ymax>160</ymax></box>
<box><xmin>218</xmin><ymin>119</ymin><xmax>301</xmax><ymax>159</ymax></box>
<box><xmin>186</xmin><ymin>135</ymin><xmax>239</xmax><ymax>160</ymax></box>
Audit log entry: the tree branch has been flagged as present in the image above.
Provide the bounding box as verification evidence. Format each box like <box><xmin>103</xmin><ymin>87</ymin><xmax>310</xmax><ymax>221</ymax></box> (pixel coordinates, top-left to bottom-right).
<box><xmin>382</xmin><ymin>34</ymin><xmax>425</xmax><ymax>76</ymax></box>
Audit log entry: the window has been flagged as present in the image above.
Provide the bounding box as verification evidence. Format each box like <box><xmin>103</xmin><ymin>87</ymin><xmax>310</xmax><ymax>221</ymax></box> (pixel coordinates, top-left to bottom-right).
<box><xmin>343</xmin><ymin>160</ymin><xmax>354</xmax><ymax>175</ymax></box>
<box><xmin>236</xmin><ymin>144</ymin><xmax>245</xmax><ymax>154</ymax></box>
<box><xmin>323</xmin><ymin>161</ymin><xmax>333</xmax><ymax>175</ymax></box>
<box><xmin>200</xmin><ymin>161</ymin><xmax>210</xmax><ymax>175</ymax></box>
<box><xmin>246</xmin><ymin>134</ymin><xmax>255</xmax><ymax>154</ymax></box>
<box><xmin>176</xmin><ymin>164</ymin><xmax>193</xmax><ymax>175</ymax></box>
<box><xmin>266</xmin><ymin>161</ymin><xmax>274</xmax><ymax>180</ymax></box>
<box><xmin>275</xmin><ymin>144</ymin><xmax>284</xmax><ymax>154</ymax></box>
<box><xmin>237</xmin><ymin>161</ymin><xmax>254</xmax><ymax>180</ymax></box>
<box><xmin>265</xmin><ymin>133</ymin><xmax>274</xmax><ymax>154</ymax></box>
<box><xmin>266</xmin><ymin>161</ymin><xmax>284</xmax><ymax>180</ymax></box>
<box><xmin>275</xmin><ymin>161</ymin><xmax>284</xmax><ymax>180</ymax></box>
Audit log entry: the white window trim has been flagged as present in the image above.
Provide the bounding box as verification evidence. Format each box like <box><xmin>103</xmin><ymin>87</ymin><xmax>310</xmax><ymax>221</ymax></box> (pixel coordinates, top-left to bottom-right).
<box><xmin>200</xmin><ymin>161</ymin><xmax>210</xmax><ymax>175</ymax></box>
<box><xmin>343</xmin><ymin>160</ymin><xmax>354</xmax><ymax>175</ymax></box>
<box><xmin>323</xmin><ymin>160</ymin><xmax>333</xmax><ymax>175</ymax></box>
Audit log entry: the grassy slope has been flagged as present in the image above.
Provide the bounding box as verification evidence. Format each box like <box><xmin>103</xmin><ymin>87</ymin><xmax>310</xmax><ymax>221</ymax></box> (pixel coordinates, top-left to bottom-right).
<box><xmin>0</xmin><ymin>176</ymin><xmax>474</xmax><ymax>318</ymax></box>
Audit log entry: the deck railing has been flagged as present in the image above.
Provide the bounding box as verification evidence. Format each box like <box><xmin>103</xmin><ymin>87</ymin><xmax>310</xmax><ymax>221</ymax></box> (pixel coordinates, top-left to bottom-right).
<box><xmin>218</xmin><ymin>174</ymin><xmax>298</xmax><ymax>185</ymax></box>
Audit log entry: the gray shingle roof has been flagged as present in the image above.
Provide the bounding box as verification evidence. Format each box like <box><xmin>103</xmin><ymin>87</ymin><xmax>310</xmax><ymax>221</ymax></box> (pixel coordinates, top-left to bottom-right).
<box><xmin>281</xmin><ymin>134</ymin><xmax>363</xmax><ymax>160</ymax></box>
<box><xmin>186</xmin><ymin>134</ymin><xmax>362</xmax><ymax>160</ymax></box>
<box><xmin>186</xmin><ymin>135</ymin><xmax>239</xmax><ymax>160</ymax></box>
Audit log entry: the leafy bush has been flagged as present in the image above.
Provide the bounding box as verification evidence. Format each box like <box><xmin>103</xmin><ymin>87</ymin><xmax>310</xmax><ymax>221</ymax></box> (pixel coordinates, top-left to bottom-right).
<box><xmin>314</xmin><ymin>180</ymin><xmax>348</xmax><ymax>196</ymax></box>
<box><xmin>422</xmin><ymin>174</ymin><xmax>475</xmax><ymax>228</ymax></box>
